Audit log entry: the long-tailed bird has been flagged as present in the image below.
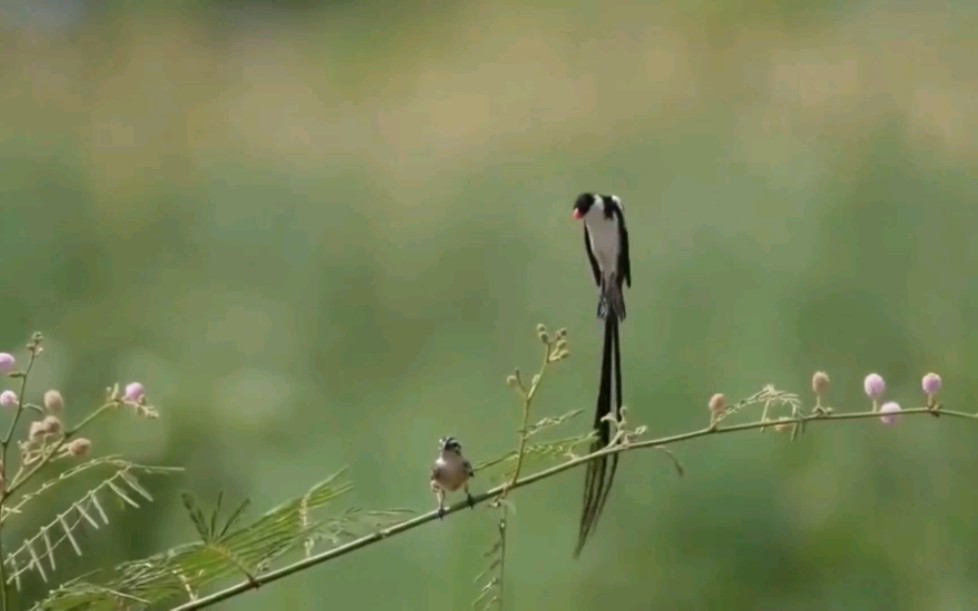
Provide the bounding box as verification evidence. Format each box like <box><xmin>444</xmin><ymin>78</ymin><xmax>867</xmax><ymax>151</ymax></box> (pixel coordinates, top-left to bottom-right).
<box><xmin>430</xmin><ymin>436</ymin><xmax>475</xmax><ymax>519</ymax></box>
<box><xmin>571</xmin><ymin>192</ymin><xmax>631</xmax><ymax>556</ymax></box>
<box><xmin>572</xmin><ymin>193</ymin><xmax>631</xmax><ymax>322</ymax></box>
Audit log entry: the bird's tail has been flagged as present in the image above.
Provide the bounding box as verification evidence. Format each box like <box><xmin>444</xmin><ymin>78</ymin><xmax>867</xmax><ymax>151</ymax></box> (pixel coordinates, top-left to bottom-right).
<box><xmin>574</xmin><ymin>315</ymin><xmax>622</xmax><ymax>557</ymax></box>
<box><xmin>597</xmin><ymin>276</ymin><xmax>626</xmax><ymax>322</ymax></box>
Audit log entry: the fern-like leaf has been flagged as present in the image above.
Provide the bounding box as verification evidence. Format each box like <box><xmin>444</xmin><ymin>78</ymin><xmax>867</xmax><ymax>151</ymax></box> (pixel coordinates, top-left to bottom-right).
<box><xmin>472</xmin><ymin>503</ymin><xmax>507</xmax><ymax>610</ymax></box>
<box><xmin>475</xmin><ymin>432</ymin><xmax>595</xmax><ymax>482</ymax></box>
<box><xmin>33</xmin><ymin>468</ymin><xmax>411</xmax><ymax>611</ymax></box>
<box><xmin>1</xmin><ymin>456</ymin><xmax>170</xmax><ymax>525</ymax></box>
<box><xmin>4</xmin><ymin>462</ymin><xmax>179</xmax><ymax>590</ymax></box>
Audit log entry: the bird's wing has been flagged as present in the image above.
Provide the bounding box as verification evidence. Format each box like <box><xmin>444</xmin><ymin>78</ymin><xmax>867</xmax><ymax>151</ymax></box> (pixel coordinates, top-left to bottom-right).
<box><xmin>430</xmin><ymin>464</ymin><xmax>443</xmax><ymax>482</ymax></box>
<box><xmin>583</xmin><ymin>226</ymin><xmax>601</xmax><ymax>286</ymax></box>
<box><xmin>619</xmin><ymin>224</ymin><xmax>631</xmax><ymax>288</ymax></box>
<box><xmin>463</xmin><ymin>459</ymin><xmax>474</xmax><ymax>478</ymax></box>
<box><xmin>615</xmin><ymin>209</ymin><xmax>631</xmax><ymax>288</ymax></box>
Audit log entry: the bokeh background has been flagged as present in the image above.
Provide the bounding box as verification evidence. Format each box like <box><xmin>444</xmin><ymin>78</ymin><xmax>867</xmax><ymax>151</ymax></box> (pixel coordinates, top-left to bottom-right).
<box><xmin>2</xmin><ymin>0</ymin><xmax>978</xmax><ymax>609</ymax></box>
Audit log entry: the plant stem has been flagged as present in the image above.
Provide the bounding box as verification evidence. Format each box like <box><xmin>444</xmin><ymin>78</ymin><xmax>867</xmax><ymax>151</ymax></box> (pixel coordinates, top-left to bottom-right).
<box><xmin>170</xmin><ymin>405</ymin><xmax>976</xmax><ymax>611</ymax></box>
<box><xmin>496</xmin><ymin>504</ymin><xmax>507</xmax><ymax>610</ymax></box>
<box><xmin>0</xmin><ymin>344</ymin><xmax>39</xmax><ymax>611</ymax></box>
<box><xmin>506</xmin><ymin>347</ymin><xmax>551</xmax><ymax>493</ymax></box>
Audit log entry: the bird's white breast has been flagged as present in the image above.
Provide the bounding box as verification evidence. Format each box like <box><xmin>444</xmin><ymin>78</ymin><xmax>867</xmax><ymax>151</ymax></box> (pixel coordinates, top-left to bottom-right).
<box><xmin>584</xmin><ymin>211</ymin><xmax>620</xmax><ymax>275</ymax></box>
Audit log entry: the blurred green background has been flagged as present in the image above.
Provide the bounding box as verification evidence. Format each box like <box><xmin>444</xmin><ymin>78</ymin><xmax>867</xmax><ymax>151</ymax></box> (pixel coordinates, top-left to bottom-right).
<box><xmin>2</xmin><ymin>0</ymin><xmax>978</xmax><ymax>609</ymax></box>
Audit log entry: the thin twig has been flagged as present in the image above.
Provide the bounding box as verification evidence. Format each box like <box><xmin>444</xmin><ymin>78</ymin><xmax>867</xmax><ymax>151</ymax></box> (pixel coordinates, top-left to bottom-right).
<box><xmin>170</xmin><ymin>406</ymin><xmax>976</xmax><ymax>611</ymax></box>
<box><xmin>506</xmin><ymin>344</ymin><xmax>552</xmax><ymax>493</ymax></box>
<box><xmin>496</xmin><ymin>505</ymin><xmax>507</xmax><ymax>610</ymax></box>
<box><xmin>0</xmin><ymin>339</ymin><xmax>39</xmax><ymax>611</ymax></box>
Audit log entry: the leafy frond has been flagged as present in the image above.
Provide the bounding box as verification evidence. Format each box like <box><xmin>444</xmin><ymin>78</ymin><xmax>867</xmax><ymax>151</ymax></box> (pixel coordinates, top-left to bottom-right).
<box><xmin>1</xmin><ymin>457</ymin><xmax>176</xmax><ymax>526</ymax></box>
<box><xmin>303</xmin><ymin>507</ymin><xmax>414</xmax><ymax>556</ymax></box>
<box><xmin>3</xmin><ymin>461</ymin><xmax>179</xmax><ymax>591</ymax></box>
<box><xmin>523</xmin><ymin>409</ymin><xmax>584</xmax><ymax>439</ymax></box>
<box><xmin>715</xmin><ymin>384</ymin><xmax>802</xmax><ymax>425</ymax></box>
<box><xmin>475</xmin><ymin>432</ymin><xmax>595</xmax><ymax>482</ymax></box>
<box><xmin>472</xmin><ymin>503</ymin><xmax>507</xmax><ymax>610</ymax></box>
<box><xmin>474</xmin><ymin>408</ymin><xmax>590</xmax><ymax>480</ymax></box>
<box><xmin>33</xmin><ymin>468</ymin><xmax>412</xmax><ymax>611</ymax></box>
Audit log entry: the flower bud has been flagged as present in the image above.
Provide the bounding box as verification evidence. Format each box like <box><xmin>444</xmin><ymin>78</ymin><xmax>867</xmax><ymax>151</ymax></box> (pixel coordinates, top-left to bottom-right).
<box><xmin>43</xmin><ymin>390</ymin><xmax>64</xmax><ymax>413</ymax></box>
<box><xmin>0</xmin><ymin>353</ymin><xmax>14</xmax><ymax>374</ymax></box>
<box><xmin>863</xmin><ymin>373</ymin><xmax>885</xmax><ymax>400</ymax></box>
<box><xmin>708</xmin><ymin>393</ymin><xmax>726</xmax><ymax>415</ymax></box>
<box><xmin>42</xmin><ymin>415</ymin><xmax>62</xmax><ymax>436</ymax></box>
<box><xmin>921</xmin><ymin>372</ymin><xmax>942</xmax><ymax>398</ymax></box>
<box><xmin>879</xmin><ymin>401</ymin><xmax>901</xmax><ymax>425</ymax></box>
<box><xmin>811</xmin><ymin>371</ymin><xmax>829</xmax><ymax>395</ymax></box>
<box><xmin>29</xmin><ymin>420</ymin><xmax>47</xmax><ymax>441</ymax></box>
<box><xmin>123</xmin><ymin>382</ymin><xmax>145</xmax><ymax>403</ymax></box>
<box><xmin>0</xmin><ymin>390</ymin><xmax>17</xmax><ymax>408</ymax></box>
<box><xmin>66</xmin><ymin>438</ymin><xmax>91</xmax><ymax>458</ymax></box>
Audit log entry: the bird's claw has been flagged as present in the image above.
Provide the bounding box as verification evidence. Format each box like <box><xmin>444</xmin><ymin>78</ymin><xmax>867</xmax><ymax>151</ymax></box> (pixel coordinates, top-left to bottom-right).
<box><xmin>596</xmin><ymin>295</ymin><xmax>609</xmax><ymax>320</ymax></box>
<box><xmin>466</xmin><ymin>493</ymin><xmax>475</xmax><ymax>509</ymax></box>
<box><xmin>437</xmin><ymin>506</ymin><xmax>446</xmax><ymax>520</ymax></box>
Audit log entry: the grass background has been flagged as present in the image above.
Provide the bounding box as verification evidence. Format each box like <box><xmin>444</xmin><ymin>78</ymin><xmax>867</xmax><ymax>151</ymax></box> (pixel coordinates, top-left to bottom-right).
<box><xmin>2</xmin><ymin>1</ymin><xmax>978</xmax><ymax>609</ymax></box>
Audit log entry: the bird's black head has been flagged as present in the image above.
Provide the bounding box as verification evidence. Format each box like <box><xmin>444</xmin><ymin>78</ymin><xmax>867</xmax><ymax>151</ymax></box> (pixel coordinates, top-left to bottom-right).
<box><xmin>439</xmin><ymin>436</ymin><xmax>462</xmax><ymax>453</ymax></box>
<box><xmin>572</xmin><ymin>193</ymin><xmax>599</xmax><ymax>220</ymax></box>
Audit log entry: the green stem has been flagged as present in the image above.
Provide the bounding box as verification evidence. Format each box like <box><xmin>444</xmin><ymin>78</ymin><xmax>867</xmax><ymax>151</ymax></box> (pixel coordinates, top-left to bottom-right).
<box><xmin>0</xmin><ymin>345</ymin><xmax>39</xmax><ymax>611</ymax></box>
<box><xmin>496</xmin><ymin>504</ymin><xmax>507</xmax><ymax>610</ymax></box>
<box><xmin>506</xmin><ymin>347</ymin><xmax>551</xmax><ymax>493</ymax></box>
<box><xmin>170</xmin><ymin>405</ymin><xmax>976</xmax><ymax>611</ymax></box>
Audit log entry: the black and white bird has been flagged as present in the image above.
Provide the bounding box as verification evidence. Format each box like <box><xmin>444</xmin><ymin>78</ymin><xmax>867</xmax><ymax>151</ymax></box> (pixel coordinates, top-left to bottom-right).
<box><xmin>571</xmin><ymin>192</ymin><xmax>631</xmax><ymax>557</ymax></box>
<box><xmin>572</xmin><ymin>193</ymin><xmax>631</xmax><ymax>322</ymax></box>
<box><xmin>430</xmin><ymin>436</ymin><xmax>475</xmax><ymax>519</ymax></box>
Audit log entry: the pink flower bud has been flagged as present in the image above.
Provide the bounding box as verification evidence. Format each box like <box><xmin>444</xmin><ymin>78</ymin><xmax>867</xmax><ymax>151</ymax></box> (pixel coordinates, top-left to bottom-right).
<box><xmin>921</xmin><ymin>373</ymin><xmax>941</xmax><ymax>397</ymax></box>
<box><xmin>123</xmin><ymin>382</ymin><xmax>145</xmax><ymax>403</ymax></box>
<box><xmin>863</xmin><ymin>373</ymin><xmax>885</xmax><ymax>400</ymax></box>
<box><xmin>0</xmin><ymin>390</ymin><xmax>17</xmax><ymax>408</ymax></box>
<box><xmin>0</xmin><ymin>353</ymin><xmax>14</xmax><ymax>374</ymax></box>
<box><xmin>879</xmin><ymin>401</ymin><xmax>901</xmax><ymax>425</ymax></box>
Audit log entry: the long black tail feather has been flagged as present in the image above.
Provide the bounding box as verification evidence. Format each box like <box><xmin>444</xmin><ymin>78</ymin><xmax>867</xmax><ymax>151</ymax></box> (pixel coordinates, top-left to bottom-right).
<box><xmin>589</xmin><ymin>319</ymin><xmax>623</xmax><ymax>533</ymax></box>
<box><xmin>574</xmin><ymin>315</ymin><xmax>622</xmax><ymax>557</ymax></box>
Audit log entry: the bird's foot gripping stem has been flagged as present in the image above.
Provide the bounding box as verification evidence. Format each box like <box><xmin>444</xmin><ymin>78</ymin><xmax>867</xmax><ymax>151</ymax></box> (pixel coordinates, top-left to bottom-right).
<box><xmin>596</xmin><ymin>294</ymin><xmax>609</xmax><ymax>320</ymax></box>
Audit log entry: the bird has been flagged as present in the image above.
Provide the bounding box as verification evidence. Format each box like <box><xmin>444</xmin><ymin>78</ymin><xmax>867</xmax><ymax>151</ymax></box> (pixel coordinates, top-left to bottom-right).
<box><xmin>430</xmin><ymin>436</ymin><xmax>476</xmax><ymax>519</ymax></box>
<box><xmin>572</xmin><ymin>193</ymin><xmax>631</xmax><ymax>322</ymax></box>
<box><xmin>571</xmin><ymin>192</ymin><xmax>631</xmax><ymax>557</ymax></box>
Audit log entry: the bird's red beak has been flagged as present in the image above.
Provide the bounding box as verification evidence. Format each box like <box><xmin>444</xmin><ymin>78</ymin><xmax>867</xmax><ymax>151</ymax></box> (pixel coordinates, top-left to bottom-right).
<box><xmin>572</xmin><ymin>209</ymin><xmax>583</xmax><ymax>220</ymax></box>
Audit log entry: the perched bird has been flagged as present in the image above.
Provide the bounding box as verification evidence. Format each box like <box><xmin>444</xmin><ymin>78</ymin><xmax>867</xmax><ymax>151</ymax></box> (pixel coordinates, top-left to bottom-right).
<box><xmin>430</xmin><ymin>436</ymin><xmax>476</xmax><ymax>519</ymax></box>
<box><xmin>572</xmin><ymin>193</ymin><xmax>631</xmax><ymax>322</ymax></box>
<box><xmin>571</xmin><ymin>192</ymin><xmax>631</xmax><ymax>557</ymax></box>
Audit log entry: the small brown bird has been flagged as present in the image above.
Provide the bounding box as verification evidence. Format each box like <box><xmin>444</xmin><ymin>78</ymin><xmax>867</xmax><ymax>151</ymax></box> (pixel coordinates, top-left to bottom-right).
<box><xmin>430</xmin><ymin>436</ymin><xmax>475</xmax><ymax>519</ymax></box>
